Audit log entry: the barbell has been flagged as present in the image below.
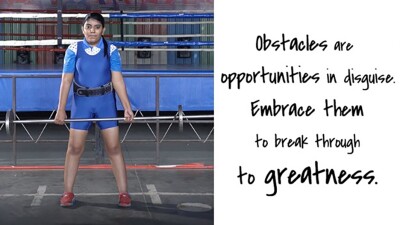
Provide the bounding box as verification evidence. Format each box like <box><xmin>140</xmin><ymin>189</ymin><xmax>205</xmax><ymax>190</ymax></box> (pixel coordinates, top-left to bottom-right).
<box><xmin>2</xmin><ymin>106</ymin><xmax>213</xmax><ymax>136</ymax></box>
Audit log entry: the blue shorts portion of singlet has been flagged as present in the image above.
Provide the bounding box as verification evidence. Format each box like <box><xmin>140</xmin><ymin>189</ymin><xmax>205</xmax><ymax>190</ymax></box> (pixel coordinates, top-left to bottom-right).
<box><xmin>70</xmin><ymin>91</ymin><xmax>118</xmax><ymax>130</ymax></box>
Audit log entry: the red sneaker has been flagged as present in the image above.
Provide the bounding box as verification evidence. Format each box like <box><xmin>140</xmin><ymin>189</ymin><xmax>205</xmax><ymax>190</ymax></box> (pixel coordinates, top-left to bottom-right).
<box><xmin>60</xmin><ymin>192</ymin><xmax>75</xmax><ymax>207</ymax></box>
<box><xmin>118</xmin><ymin>192</ymin><xmax>131</xmax><ymax>207</ymax></box>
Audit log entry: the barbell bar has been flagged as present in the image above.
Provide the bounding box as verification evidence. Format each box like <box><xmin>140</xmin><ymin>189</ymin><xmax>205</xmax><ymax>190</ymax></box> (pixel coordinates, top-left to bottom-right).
<box><xmin>3</xmin><ymin>108</ymin><xmax>213</xmax><ymax>136</ymax></box>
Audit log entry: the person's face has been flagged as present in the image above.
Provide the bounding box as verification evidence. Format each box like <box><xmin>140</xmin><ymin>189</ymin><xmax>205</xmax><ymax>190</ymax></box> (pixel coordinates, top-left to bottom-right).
<box><xmin>82</xmin><ymin>18</ymin><xmax>105</xmax><ymax>46</ymax></box>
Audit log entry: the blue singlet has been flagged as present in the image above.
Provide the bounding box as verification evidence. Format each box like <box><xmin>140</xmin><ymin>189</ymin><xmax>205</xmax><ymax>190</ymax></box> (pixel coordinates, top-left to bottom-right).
<box><xmin>62</xmin><ymin>38</ymin><xmax>122</xmax><ymax>130</ymax></box>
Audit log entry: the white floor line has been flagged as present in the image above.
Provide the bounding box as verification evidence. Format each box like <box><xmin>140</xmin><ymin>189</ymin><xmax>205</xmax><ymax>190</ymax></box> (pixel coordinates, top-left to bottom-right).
<box><xmin>30</xmin><ymin>185</ymin><xmax>47</xmax><ymax>206</ymax></box>
<box><xmin>157</xmin><ymin>192</ymin><xmax>214</xmax><ymax>196</ymax></box>
<box><xmin>0</xmin><ymin>192</ymin><xmax>214</xmax><ymax>198</ymax></box>
<box><xmin>146</xmin><ymin>184</ymin><xmax>162</xmax><ymax>205</ymax></box>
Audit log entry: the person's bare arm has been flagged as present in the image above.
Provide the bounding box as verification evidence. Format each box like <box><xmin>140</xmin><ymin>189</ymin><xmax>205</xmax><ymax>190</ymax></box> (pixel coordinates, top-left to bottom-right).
<box><xmin>55</xmin><ymin>73</ymin><xmax>73</xmax><ymax>125</ymax></box>
<box><xmin>112</xmin><ymin>71</ymin><xmax>134</xmax><ymax>121</ymax></box>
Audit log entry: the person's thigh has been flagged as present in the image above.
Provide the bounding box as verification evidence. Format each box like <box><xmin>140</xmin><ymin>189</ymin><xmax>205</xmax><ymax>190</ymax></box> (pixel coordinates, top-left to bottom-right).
<box><xmin>70</xmin><ymin>96</ymin><xmax>93</xmax><ymax>130</ymax></box>
<box><xmin>95</xmin><ymin>93</ymin><xmax>118</xmax><ymax>130</ymax></box>
<box><xmin>101</xmin><ymin>126</ymin><xmax>121</xmax><ymax>153</ymax></box>
<box><xmin>68</xmin><ymin>128</ymin><xmax>89</xmax><ymax>151</ymax></box>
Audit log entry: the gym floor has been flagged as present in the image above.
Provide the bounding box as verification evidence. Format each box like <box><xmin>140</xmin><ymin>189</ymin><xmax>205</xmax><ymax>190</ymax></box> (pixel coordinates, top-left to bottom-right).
<box><xmin>0</xmin><ymin>121</ymin><xmax>214</xmax><ymax>225</ymax></box>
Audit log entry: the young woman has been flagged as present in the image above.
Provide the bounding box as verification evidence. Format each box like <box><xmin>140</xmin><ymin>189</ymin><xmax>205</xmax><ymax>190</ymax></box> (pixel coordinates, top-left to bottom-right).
<box><xmin>55</xmin><ymin>12</ymin><xmax>134</xmax><ymax>207</ymax></box>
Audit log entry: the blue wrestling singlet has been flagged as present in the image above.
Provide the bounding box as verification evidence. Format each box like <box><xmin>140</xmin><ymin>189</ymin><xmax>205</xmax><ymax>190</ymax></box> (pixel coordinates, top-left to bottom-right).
<box><xmin>63</xmin><ymin>38</ymin><xmax>122</xmax><ymax>130</ymax></box>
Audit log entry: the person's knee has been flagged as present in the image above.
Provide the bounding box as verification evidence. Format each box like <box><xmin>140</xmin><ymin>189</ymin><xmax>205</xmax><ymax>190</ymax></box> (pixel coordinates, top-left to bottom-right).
<box><xmin>67</xmin><ymin>129</ymin><xmax>88</xmax><ymax>156</ymax></box>
<box><xmin>105</xmin><ymin>143</ymin><xmax>121</xmax><ymax>156</ymax></box>
<box><xmin>67</xmin><ymin>143</ymin><xmax>85</xmax><ymax>156</ymax></box>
